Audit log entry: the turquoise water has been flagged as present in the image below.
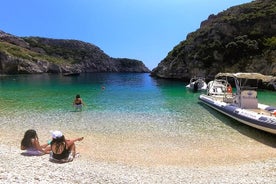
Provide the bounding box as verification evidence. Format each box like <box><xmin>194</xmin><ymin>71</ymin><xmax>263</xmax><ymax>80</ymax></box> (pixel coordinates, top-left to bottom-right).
<box><xmin>0</xmin><ymin>73</ymin><xmax>276</xmax><ymax>134</ymax></box>
<box><xmin>1</xmin><ymin>73</ymin><xmax>276</xmax><ymax>165</ymax></box>
<box><xmin>0</xmin><ymin>73</ymin><xmax>200</xmax><ymax>132</ymax></box>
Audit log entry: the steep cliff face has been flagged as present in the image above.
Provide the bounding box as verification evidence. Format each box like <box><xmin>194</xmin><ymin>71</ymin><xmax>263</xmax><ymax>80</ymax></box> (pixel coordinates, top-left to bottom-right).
<box><xmin>151</xmin><ymin>0</ymin><xmax>276</xmax><ymax>81</ymax></box>
<box><xmin>0</xmin><ymin>31</ymin><xmax>150</xmax><ymax>74</ymax></box>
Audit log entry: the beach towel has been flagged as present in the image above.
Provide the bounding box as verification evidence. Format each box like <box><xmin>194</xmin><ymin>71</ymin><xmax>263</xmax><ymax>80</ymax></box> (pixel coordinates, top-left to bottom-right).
<box><xmin>21</xmin><ymin>148</ymin><xmax>44</xmax><ymax>156</ymax></box>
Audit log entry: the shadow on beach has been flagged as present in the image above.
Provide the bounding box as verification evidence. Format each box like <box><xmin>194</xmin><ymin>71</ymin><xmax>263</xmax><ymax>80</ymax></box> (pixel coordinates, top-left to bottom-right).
<box><xmin>20</xmin><ymin>152</ymin><xmax>44</xmax><ymax>157</ymax></box>
<box><xmin>198</xmin><ymin>102</ymin><xmax>276</xmax><ymax>148</ymax></box>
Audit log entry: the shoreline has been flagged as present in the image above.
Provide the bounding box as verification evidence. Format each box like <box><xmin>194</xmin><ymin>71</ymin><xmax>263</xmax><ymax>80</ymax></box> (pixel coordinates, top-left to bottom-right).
<box><xmin>0</xmin><ymin>73</ymin><xmax>275</xmax><ymax>183</ymax></box>
<box><xmin>4</xmin><ymin>128</ymin><xmax>275</xmax><ymax>168</ymax></box>
<box><xmin>0</xmin><ymin>144</ymin><xmax>275</xmax><ymax>183</ymax></box>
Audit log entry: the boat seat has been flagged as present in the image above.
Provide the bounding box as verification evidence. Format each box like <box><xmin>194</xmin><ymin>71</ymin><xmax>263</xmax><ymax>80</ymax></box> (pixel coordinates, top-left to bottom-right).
<box><xmin>223</xmin><ymin>95</ymin><xmax>234</xmax><ymax>103</ymax></box>
<box><xmin>240</xmin><ymin>90</ymin><xmax>258</xmax><ymax>109</ymax></box>
<box><xmin>241</xmin><ymin>90</ymin><xmax>257</xmax><ymax>98</ymax></box>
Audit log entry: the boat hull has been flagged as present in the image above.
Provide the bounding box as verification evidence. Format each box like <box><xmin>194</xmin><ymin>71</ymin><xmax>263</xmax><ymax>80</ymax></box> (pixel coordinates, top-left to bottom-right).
<box><xmin>186</xmin><ymin>81</ymin><xmax>207</xmax><ymax>92</ymax></box>
<box><xmin>63</xmin><ymin>73</ymin><xmax>80</xmax><ymax>76</ymax></box>
<box><xmin>199</xmin><ymin>94</ymin><xmax>276</xmax><ymax>134</ymax></box>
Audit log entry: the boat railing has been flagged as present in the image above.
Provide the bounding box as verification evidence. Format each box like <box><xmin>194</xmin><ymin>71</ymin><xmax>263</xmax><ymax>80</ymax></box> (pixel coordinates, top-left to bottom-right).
<box><xmin>223</xmin><ymin>93</ymin><xmax>235</xmax><ymax>103</ymax></box>
<box><xmin>207</xmin><ymin>79</ymin><xmax>228</xmax><ymax>95</ymax></box>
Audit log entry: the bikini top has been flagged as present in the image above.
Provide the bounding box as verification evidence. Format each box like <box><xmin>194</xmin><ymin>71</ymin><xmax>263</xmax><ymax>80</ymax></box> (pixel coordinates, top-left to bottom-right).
<box><xmin>51</xmin><ymin>142</ymin><xmax>70</xmax><ymax>160</ymax></box>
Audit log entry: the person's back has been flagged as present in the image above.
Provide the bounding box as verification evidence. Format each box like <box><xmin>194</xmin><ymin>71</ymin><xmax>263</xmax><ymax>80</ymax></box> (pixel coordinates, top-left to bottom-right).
<box><xmin>74</xmin><ymin>97</ymin><xmax>82</xmax><ymax>105</ymax></box>
<box><xmin>51</xmin><ymin>136</ymin><xmax>71</xmax><ymax>160</ymax></box>
<box><xmin>73</xmin><ymin>94</ymin><xmax>85</xmax><ymax>111</ymax></box>
<box><xmin>49</xmin><ymin>130</ymin><xmax>84</xmax><ymax>163</ymax></box>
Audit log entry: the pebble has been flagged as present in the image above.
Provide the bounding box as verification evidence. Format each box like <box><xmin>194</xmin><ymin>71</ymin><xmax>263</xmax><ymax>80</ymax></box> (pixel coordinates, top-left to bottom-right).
<box><xmin>0</xmin><ymin>144</ymin><xmax>275</xmax><ymax>184</ymax></box>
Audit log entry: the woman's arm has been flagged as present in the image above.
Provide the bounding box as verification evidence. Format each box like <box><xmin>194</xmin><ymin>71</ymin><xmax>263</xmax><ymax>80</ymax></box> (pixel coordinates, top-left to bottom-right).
<box><xmin>33</xmin><ymin>138</ymin><xmax>51</xmax><ymax>154</ymax></box>
<box><xmin>66</xmin><ymin>137</ymin><xmax>84</xmax><ymax>147</ymax></box>
<box><xmin>80</xmin><ymin>99</ymin><xmax>85</xmax><ymax>106</ymax></box>
<box><xmin>74</xmin><ymin>137</ymin><xmax>84</xmax><ymax>142</ymax></box>
<box><xmin>21</xmin><ymin>145</ymin><xmax>26</xmax><ymax>150</ymax></box>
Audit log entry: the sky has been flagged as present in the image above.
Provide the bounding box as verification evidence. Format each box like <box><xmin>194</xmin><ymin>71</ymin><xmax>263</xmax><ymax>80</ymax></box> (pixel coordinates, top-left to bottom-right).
<box><xmin>0</xmin><ymin>0</ymin><xmax>252</xmax><ymax>70</ymax></box>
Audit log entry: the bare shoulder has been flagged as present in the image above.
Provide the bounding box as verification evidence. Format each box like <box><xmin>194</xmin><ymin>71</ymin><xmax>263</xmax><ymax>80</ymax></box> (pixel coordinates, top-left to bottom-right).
<box><xmin>31</xmin><ymin>138</ymin><xmax>38</xmax><ymax>143</ymax></box>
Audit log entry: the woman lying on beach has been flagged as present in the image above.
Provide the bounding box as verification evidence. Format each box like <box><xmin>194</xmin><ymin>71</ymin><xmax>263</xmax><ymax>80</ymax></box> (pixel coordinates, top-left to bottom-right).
<box><xmin>21</xmin><ymin>129</ymin><xmax>51</xmax><ymax>156</ymax></box>
<box><xmin>49</xmin><ymin>130</ymin><xmax>84</xmax><ymax>163</ymax></box>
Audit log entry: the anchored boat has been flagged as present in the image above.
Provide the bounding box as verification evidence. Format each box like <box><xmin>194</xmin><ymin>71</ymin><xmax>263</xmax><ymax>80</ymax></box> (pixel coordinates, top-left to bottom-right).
<box><xmin>63</xmin><ymin>72</ymin><xmax>80</xmax><ymax>77</ymax></box>
<box><xmin>186</xmin><ymin>77</ymin><xmax>207</xmax><ymax>92</ymax></box>
<box><xmin>199</xmin><ymin>73</ymin><xmax>276</xmax><ymax>134</ymax></box>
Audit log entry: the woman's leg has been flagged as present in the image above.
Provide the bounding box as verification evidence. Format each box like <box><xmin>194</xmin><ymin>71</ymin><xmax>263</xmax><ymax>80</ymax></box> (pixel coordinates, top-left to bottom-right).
<box><xmin>70</xmin><ymin>143</ymin><xmax>76</xmax><ymax>157</ymax></box>
<box><xmin>67</xmin><ymin>141</ymin><xmax>76</xmax><ymax>157</ymax></box>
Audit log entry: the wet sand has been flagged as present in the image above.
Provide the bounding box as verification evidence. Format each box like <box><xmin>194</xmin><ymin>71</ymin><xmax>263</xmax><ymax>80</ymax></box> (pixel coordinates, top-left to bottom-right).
<box><xmin>79</xmin><ymin>132</ymin><xmax>276</xmax><ymax>167</ymax></box>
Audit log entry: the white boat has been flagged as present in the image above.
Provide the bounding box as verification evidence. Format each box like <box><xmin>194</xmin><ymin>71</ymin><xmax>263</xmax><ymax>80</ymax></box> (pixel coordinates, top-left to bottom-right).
<box><xmin>199</xmin><ymin>73</ymin><xmax>276</xmax><ymax>134</ymax></box>
<box><xmin>268</xmin><ymin>78</ymin><xmax>276</xmax><ymax>90</ymax></box>
<box><xmin>63</xmin><ymin>72</ymin><xmax>80</xmax><ymax>76</ymax></box>
<box><xmin>186</xmin><ymin>77</ymin><xmax>207</xmax><ymax>92</ymax></box>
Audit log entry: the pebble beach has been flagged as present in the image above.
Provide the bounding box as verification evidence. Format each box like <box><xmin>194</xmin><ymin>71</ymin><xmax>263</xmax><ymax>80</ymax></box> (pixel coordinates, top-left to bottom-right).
<box><xmin>1</xmin><ymin>143</ymin><xmax>276</xmax><ymax>184</ymax></box>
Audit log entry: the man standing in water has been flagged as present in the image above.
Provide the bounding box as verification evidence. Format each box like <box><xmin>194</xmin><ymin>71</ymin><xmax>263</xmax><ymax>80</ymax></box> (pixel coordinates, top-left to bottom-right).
<box><xmin>73</xmin><ymin>94</ymin><xmax>85</xmax><ymax>111</ymax></box>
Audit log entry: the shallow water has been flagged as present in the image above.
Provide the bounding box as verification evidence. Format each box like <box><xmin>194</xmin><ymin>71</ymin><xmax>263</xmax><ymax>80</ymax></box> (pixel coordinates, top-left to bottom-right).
<box><xmin>0</xmin><ymin>73</ymin><xmax>276</xmax><ymax>166</ymax></box>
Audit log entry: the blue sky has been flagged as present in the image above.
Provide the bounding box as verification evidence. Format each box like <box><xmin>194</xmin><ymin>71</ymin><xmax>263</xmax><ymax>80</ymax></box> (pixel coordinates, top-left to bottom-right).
<box><xmin>0</xmin><ymin>0</ymin><xmax>252</xmax><ymax>70</ymax></box>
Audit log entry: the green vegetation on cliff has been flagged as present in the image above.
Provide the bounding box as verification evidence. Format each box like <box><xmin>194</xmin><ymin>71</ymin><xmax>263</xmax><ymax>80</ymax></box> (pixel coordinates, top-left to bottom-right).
<box><xmin>22</xmin><ymin>37</ymin><xmax>98</xmax><ymax>64</ymax></box>
<box><xmin>0</xmin><ymin>41</ymin><xmax>68</xmax><ymax>64</ymax></box>
<box><xmin>0</xmin><ymin>32</ymin><xmax>150</xmax><ymax>74</ymax></box>
<box><xmin>151</xmin><ymin>0</ymin><xmax>276</xmax><ymax>80</ymax></box>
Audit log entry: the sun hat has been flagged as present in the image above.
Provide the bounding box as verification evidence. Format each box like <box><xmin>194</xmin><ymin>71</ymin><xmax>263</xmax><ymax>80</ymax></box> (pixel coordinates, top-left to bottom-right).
<box><xmin>51</xmin><ymin>130</ymin><xmax>63</xmax><ymax>139</ymax></box>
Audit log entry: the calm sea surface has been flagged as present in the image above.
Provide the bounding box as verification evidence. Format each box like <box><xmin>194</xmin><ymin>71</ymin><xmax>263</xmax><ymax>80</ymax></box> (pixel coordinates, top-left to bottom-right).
<box><xmin>1</xmin><ymin>73</ymin><xmax>275</xmax><ymax>165</ymax></box>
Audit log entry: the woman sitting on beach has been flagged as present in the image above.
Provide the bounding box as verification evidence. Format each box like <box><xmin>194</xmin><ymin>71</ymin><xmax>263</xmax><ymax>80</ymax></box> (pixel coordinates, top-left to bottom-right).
<box><xmin>21</xmin><ymin>129</ymin><xmax>51</xmax><ymax>156</ymax></box>
<box><xmin>73</xmin><ymin>94</ymin><xmax>85</xmax><ymax>111</ymax></box>
<box><xmin>49</xmin><ymin>130</ymin><xmax>84</xmax><ymax>163</ymax></box>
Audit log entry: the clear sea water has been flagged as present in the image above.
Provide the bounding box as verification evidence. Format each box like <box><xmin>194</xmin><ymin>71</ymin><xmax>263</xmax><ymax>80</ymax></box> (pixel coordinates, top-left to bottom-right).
<box><xmin>1</xmin><ymin>73</ymin><xmax>275</xmax><ymax>165</ymax></box>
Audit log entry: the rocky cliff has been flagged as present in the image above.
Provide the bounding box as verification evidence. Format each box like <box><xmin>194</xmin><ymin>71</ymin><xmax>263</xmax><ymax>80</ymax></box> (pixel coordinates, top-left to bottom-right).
<box><xmin>0</xmin><ymin>31</ymin><xmax>150</xmax><ymax>74</ymax></box>
<box><xmin>151</xmin><ymin>0</ymin><xmax>276</xmax><ymax>82</ymax></box>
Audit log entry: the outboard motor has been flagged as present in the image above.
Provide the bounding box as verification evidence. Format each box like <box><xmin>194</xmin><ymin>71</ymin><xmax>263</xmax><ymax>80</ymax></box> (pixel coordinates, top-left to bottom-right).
<box><xmin>193</xmin><ymin>81</ymin><xmax>198</xmax><ymax>92</ymax></box>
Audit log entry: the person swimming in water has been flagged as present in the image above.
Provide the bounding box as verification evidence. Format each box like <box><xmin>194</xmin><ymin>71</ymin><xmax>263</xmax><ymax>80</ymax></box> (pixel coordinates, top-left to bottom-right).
<box><xmin>73</xmin><ymin>94</ymin><xmax>85</xmax><ymax>111</ymax></box>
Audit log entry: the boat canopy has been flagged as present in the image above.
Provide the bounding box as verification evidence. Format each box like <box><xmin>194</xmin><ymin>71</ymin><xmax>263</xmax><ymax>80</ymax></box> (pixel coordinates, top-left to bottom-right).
<box><xmin>215</xmin><ymin>73</ymin><xmax>269</xmax><ymax>81</ymax></box>
<box><xmin>215</xmin><ymin>72</ymin><xmax>270</xmax><ymax>91</ymax></box>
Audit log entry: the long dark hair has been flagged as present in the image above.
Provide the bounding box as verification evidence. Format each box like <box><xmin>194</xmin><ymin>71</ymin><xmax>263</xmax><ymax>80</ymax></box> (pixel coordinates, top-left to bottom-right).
<box><xmin>51</xmin><ymin>135</ymin><xmax>66</xmax><ymax>153</ymax></box>
<box><xmin>21</xmin><ymin>129</ymin><xmax>38</xmax><ymax>149</ymax></box>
